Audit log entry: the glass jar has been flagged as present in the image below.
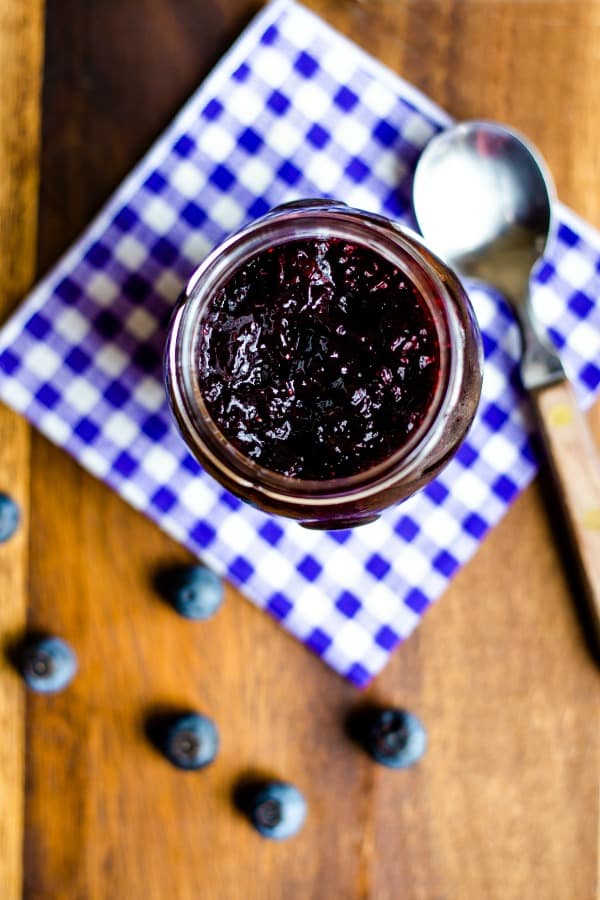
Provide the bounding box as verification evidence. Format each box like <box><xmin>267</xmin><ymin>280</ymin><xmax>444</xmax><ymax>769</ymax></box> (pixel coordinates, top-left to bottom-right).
<box><xmin>164</xmin><ymin>201</ymin><xmax>483</xmax><ymax>529</ymax></box>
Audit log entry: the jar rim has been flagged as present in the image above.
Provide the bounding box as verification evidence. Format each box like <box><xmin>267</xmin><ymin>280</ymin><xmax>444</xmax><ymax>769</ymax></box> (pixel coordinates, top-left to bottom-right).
<box><xmin>166</xmin><ymin>203</ymin><xmax>465</xmax><ymax>510</ymax></box>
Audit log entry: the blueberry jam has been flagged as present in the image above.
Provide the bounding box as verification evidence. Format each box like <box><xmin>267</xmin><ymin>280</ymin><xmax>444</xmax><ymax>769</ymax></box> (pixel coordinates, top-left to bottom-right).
<box><xmin>197</xmin><ymin>238</ymin><xmax>441</xmax><ymax>480</ymax></box>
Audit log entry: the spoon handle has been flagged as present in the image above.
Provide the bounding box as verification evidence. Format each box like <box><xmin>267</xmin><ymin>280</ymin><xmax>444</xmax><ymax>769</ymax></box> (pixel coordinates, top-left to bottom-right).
<box><xmin>531</xmin><ymin>378</ymin><xmax>600</xmax><ymax>643</ymax></box>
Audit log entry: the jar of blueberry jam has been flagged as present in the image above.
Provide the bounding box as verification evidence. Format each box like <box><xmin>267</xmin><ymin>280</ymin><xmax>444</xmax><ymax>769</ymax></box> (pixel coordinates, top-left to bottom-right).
<box><xmin>165</xmin><ymin>201</ymin><xmax>483</xmax><ymax>529</ymax></box>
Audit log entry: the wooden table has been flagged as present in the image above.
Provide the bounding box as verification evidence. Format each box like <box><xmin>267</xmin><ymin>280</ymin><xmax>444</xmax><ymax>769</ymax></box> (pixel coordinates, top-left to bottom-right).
<box><xmin>1</xmin><ymin>1</ymin><xmax>598</xmax><ymax>898</ymax></box>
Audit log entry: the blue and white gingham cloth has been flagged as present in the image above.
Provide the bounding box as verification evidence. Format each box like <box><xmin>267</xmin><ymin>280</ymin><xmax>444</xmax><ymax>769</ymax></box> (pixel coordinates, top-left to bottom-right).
<box><xmin>0</xmin><ymin>0</ymin><xmax>599</xmax><ymax>686</ymax></box>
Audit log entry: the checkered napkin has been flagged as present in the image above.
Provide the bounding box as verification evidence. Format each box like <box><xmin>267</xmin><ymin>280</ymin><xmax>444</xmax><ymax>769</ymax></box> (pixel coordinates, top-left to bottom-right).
<box><xmin>0</xmin><ymin>0</ymin><xmax>599</xmax><ymax>686</ymax></box>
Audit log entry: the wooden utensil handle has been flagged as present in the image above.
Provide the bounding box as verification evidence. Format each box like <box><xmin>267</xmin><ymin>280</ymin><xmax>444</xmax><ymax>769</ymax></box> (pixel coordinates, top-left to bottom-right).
<box><xmin>531</xmin><ymin>378</ymin><xmax>600</xmax><ymax>639</ymax></box>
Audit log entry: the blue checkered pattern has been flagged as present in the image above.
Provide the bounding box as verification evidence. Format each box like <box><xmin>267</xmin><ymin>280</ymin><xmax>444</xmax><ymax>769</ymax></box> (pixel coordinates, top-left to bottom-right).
<box><xmin>0</xmin><ymin>0</ymin><xmax>599</xmax><ymax>686</ymax></box>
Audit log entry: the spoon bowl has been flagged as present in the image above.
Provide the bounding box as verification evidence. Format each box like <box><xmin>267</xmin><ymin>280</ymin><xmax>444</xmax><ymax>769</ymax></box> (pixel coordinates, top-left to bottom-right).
<box><xmin>413</xmin><ymin>120</ymin><xmax>554</xmax><ymax>307</ymax></box>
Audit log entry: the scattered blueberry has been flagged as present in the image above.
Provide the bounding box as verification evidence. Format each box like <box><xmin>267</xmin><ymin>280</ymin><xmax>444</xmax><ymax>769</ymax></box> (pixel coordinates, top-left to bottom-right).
<box><xmin>243</xmin><ymin>781</ymin><xmax>307</xmax><ymax>840</ymax></box>
<box><xmin>157</xmin><ymin>565</ymin><xmax>224</xmax><ymax>620</ymax></box>
<box><xmin>20</xmin><ymin>636</ymin><xmax>78</xmax><ymax>693</ymax></box>
<box><xmin>357</xmin><ymin>707</ymin><xmax>427</xmax><ymax>769</ymax></box>
<box><xmin>162</xmin><ymin>713</ymin><xmax>219</xmax><ymax>770</ymax></box>
<box><xmin>0</xmin><ymin>493</ymin><xmax>20</xmax><ymax>543</ymax></box>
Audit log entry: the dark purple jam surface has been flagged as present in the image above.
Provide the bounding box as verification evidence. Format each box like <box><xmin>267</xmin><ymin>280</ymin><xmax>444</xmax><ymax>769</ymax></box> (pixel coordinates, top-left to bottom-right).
<box><xmin>197</xmin><ymin>238</ymin><xmax>440</xmax><ymax>480</ymax></box>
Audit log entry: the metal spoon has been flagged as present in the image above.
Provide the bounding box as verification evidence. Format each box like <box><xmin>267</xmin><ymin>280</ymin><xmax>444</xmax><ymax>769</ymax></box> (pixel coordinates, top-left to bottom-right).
<box><xmin>413</xmin><ymin>120</ymin><xmax>600</xmax><ymax>646</ymax></box>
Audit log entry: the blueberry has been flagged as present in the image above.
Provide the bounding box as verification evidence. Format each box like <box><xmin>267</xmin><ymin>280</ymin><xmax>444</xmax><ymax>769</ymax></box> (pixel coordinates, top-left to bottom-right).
<box><xmin>0</xmin><ymin>493</ymin><xmax>20</xmax><ymax>543</ymax></box>
<box><xmin>162</xmin><ymin>713</ymin><xmax>219</xmax><ymax>770</ymax></box>
<box><xmin>20</xmin><ymin>636</ymin><xmax>78</xmax><ymax>693</ymax></box>
<box><xmin>358</xmin><ymin>707</ymin><xmax>427</xmax><ymax>769</ymax></box>
<box><xmin>158</xmin><ymin>565</ymin><xmax>224</xmax><ymax>620</ymax></box>
<box><xmin>244</xmin><ymin>781</ymin><xmax>307</xmax><ymax>840</ymax></box>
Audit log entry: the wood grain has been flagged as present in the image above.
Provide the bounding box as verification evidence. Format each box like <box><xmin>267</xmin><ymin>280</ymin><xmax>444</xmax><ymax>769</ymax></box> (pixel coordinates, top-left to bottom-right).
<box><xmin>14</xmin><ymin>0</ymin><xmax>600</xmax><ymax>898</ymax></box>
<box><xmin>0</xmin><ymin>1</ymin><xmax>44</xmax><ymax>898</ymax></box>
